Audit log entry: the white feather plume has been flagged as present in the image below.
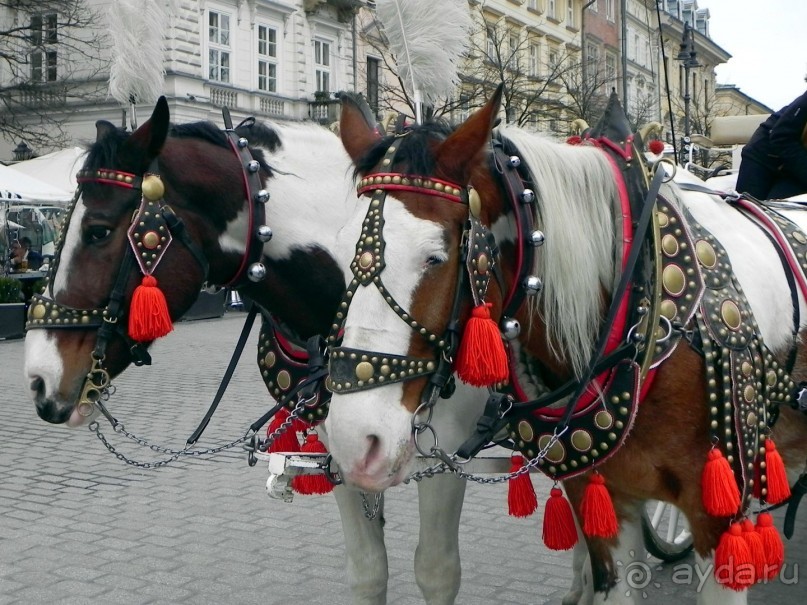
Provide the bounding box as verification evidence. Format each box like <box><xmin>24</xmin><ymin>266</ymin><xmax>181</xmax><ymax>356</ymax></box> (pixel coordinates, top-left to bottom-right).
<box><xmin>108</xmin><ymin>0</ymin><xmax>175</xmax><ymax>105</ymax></box>
<box><xmin>375</xmin><ymin>0</ymin><xmax>472</xmax><ymax>104</ymax></box>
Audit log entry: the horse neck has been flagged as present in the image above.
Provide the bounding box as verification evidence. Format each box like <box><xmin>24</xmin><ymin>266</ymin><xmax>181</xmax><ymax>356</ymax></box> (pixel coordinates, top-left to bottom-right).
<box><xmin>492</xmin><ymin>128</ymin><xmax>621</xmax><ymax>379</ymax></box>
<box><xmin>235</xmin><ymin>123</ymin><xmax>358</xmax><ymax>339</ymax></box>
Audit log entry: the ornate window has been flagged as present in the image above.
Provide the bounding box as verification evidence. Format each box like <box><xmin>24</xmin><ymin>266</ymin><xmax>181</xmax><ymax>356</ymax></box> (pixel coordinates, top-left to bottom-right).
<box><xmin>30</xmin><ymin>13</ymin><xmax>58</xmax><ymax>83</ymax></box>
<box><xmin>208</xmin><ymin>10</ymin><xmax>231</xmax><ymax>83</ymax></box>
<box><xmin>314</xmin><ymin>39</ymin><xmax>331</xmax><ymax>92</ymax></box>
<box><xmin>257</xmin><ymin>24</ymin><xmax>278</xmax><ymax>92</ymax></box>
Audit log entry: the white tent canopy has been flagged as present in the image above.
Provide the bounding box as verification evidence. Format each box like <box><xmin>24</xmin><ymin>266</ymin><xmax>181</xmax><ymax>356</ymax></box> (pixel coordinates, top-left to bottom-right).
<box><xmin>6</xmin><ymin>147</ymin><xmax>85</xmax><ymax>199</ymax></box>
<box><xmin>0</xmin><ymin>161</ymin><xmax>73</xmax><ymax>204</ymax></box>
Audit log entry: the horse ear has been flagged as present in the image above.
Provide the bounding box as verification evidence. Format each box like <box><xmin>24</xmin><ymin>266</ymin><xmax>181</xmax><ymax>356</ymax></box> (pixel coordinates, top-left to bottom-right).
<box><xmin>122</xmin><ymin>96</ymin><xmax>171</xmax><ymax>170</ymax></box>
<box><xmin>436</xmin><ymin>84</ymin><xmax>504</xmax><ymax>184</ymax></box>
<box><xmin>95</xmin><ymin>120</ymin><xmax>118</xmax><ymax>143</ymax></box>
<box><xmin>339</xmin><ymin>93</ymin><xmax>381</xmax><ymax>165</ymax></box>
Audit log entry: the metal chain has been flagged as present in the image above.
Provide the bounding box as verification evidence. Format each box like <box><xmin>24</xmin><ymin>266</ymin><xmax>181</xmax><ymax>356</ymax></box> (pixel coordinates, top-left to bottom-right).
<box><xmin>360</xmin><ymin>492</ymin><xmax>383</xmax><ymax>520</ymax></box>
<box><xmin>404</xmin><ymin>427</ymin><xmax>568</xmax><ymax>485</ymax></box>
<box><xmin>88</xmin><ymin>394</ymin><xmax>308</xmax><ymax>469</ymax></box>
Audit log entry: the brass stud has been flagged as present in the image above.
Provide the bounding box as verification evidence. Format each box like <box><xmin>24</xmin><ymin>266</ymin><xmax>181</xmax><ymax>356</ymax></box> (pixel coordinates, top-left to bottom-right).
<box><xmin>356</xmin><ymin>361</ymin><xmax>374</xmax><ymax>381</ymax></box>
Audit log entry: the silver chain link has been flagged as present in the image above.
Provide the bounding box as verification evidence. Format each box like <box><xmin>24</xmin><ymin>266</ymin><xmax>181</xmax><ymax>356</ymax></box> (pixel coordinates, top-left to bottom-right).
<box><xmin>360</xmin><ymin>492</ymin><xmax>383</xmax><ymax>520</ymax></box>
<box><xmin>405</xmin><ymin>426</ymin><xmax>568</xmax><ymax>485</ymax></box>
<box><xmin>88</xmin><ymin>394</ymin><xmax>308</xmax><ymax>469</ymax></box>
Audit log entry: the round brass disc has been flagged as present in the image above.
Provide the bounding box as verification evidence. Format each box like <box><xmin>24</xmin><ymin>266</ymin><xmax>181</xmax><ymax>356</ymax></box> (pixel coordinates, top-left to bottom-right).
<box><xmin>355</xmin><ymin>361</ymin><xmax>374</xmax><ymax>381</ymax></box>
<box><xmin>743</xmin><ymin>385</ymin><xmax>755</xmax><ymax>403</ymax></box>
<box><xmin>142</xmin><ymin>231</ymin><xmax>160</xmax><ymax>250</ymax></box>
<box><xmin>662</xmin><ymin>264</ymin><xmax>686</xmax><ymax>297</ymax></box>
<box><xmin>657</xmin><ymin>212</ymin><xmax>669</xmax><ymax>227</ymax></box>
<box><xmin>695</xmin><ymin>240</ymin><xmax>717</xmax><ymax>268</ymax></box>
<box><xmin>720</xmin><ymin>299</ymin><xmax>741</xmax><ymax>330</ymax></box>
<box><xmin>263</xmin><ymin>351</ymin><xmax>276</xmax><ymax>368</ymax></box>
<box><xmin>358</xmin><ymin>251</ymin><xmax>374</xmax><ymax>270</ymax></box>
<box><xmin>477</xmin><ymin>254</ymin><xmax>489</xmax><ymax>274</ymax></box>
<box><xmin>142</xmin><ymin>175</ymin><xmax>165</xmax><ymax>201</ymax></box>
<box><xmin>594</xmin><ymin>410</ymin><xmax>614</xmax><ymax>429</ymax></box>
<box><xmin>31</xmin><ymin>304</ymin><xmax>47</xmax><ymax>320</ymax></box>
<box><xmin>469</xmin><ymin>188</ymin><xmax>481</xmax><ymax>218</ymax></box>
<box><xmin>570</xmin><ymin>429</ymin><xmax>593</xmax><ymax>452</ymax></box>
<box><xmin>747</xmin><ymin>411</ymin><xmax>758</xmax><ymax>427</ymax></box>
<box><xmin>766</xmin><ymin>370</ymin><xmax>776</xmax><ymax>386</ymax></box>
<box><xmin>741</xmin><ymin>361</ymin><xmax>753</xmax><ymax>377</ymax></box>
<box><xmin>517</xmin><ymin>420</ymin><xmax>534</xmax><ymax>442</ymax></box>
<box><xmin>276</xmin><ymin>370</ymin><xmax>292</xmax><ymax>390</ymax></box>
<box><xmin>659</xmin><ymin>299</ymin><xmax>676</xmax><ymax>320</ymax></box>
<box><xmin>661</xmin><ymin>234</ymin><xmax>679</xmax><ymax>257</ymax></box>
<box><xmin>794</xmin><ymin>231</ymin><xmax>807</xmax><ymax>245</ymax></box>
<box><xmin>538</xmin><ymin>434</ymin><xmax>566</xmax><ymax>463</ymax></box>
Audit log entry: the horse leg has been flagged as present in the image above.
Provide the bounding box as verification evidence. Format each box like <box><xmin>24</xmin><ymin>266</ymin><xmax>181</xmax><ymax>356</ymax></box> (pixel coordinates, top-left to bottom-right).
<box><xmin>693</xmin><ymin>552</ymin><xmax>748</xmax><ymax>605</ymax></box>
<box><xmin>562</xmin><ymin>524</ymin><xmax>590</xmax><ymax>605</ymax></box>
<box><xmin>414</xmin><ymin>474</ymin><xmax>467</xmax><ymax>605</ymax></box>
<box><xmin>332</xmin><ymin>485</ymin><xmax>389</xmax><ymax>605</ymax></box>
<box><xmin>564</xmin><ymin>479</ymin><xmax>646</xmax><ymax>605</ymax></box>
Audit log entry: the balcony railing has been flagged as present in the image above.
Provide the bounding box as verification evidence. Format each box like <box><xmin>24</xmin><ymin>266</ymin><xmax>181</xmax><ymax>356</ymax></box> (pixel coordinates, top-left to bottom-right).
<box><xmin>209</xmin><ymin>86</ymin><xmax>238</xmax><ymax>108</ymax></box>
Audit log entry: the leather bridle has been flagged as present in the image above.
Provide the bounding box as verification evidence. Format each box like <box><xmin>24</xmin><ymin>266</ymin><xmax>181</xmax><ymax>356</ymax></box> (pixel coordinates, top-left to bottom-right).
<box><xmin>26</xmin><ymin>109</ymin><xmax>269</xmax><ymax>418</ymax></box>
<box><xmin>326</xmin><ymin>137</ymin><xmax>500</xmax><ymax>408</ymax></box>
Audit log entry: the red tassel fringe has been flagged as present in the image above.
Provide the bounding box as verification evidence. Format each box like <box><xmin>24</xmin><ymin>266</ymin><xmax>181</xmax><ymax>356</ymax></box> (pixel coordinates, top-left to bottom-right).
<box><xmin>755</xmin><ymin>512</ymin><xmax>784</xmax><ymax>580</ymax></box>
<box><xmin>265</xmin><ymin>408</ymin><xmax>301</xmax><ymax>454</ymax></box>
<box><xmin>542</xmin><ymin>487</ymin><xmax>578</xmax><ymax>551</ymax></box>
<box><xmin>128</xmin><ymin>275</ymin><xmax>173</xmax><ymax>342</ymax></box>
<box><xmin>763</xmin><ymin>439</ymin><xmax>791</xmax><ymax>505</ymax></box>
<box><xmin>701</xmin><ymin>448</ymin><xmax>741</xmax><ymax>517</ymax></box>
<box><xmin>740</xmin><ymin>519</ymin><xmax>765</xmax><ymax>583</ymax></box>
<box><xmin>454</xmin><ymin>304</ymin><xmax>508</xmax><ymax>387</ymax></box>
<box><xmin>714</xmin><ymin>522</ymin><xmax>755</xmax><ymax>591</ymax></box>
<box><xmin>507</xmin><ymin>454</ymin><xmax>537</xmax><ymax>518</ymax></box>
<box><xmin>291</xmin><ymin>433</ymin><xmax>335</xmax><ymax>495</ymax></box>
<box><xmin>580</xmin><ymin>473</ymin><xmax>618</xmax><ymax>538</ymax></box>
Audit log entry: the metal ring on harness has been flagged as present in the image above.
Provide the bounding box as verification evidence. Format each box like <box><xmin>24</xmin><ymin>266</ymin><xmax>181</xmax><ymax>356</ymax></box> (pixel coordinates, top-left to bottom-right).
<box><xmin>652</xmin><ymin>157</ymin><xmax>676</xmax><ymax>182</ymax></box>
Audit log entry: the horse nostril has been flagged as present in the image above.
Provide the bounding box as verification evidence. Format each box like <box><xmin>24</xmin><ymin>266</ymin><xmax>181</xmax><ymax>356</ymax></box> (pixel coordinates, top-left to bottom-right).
<box><xmin>30</xmin><ymin>376</ymin><xmax>45</xmax><ymax>398</ymax></box>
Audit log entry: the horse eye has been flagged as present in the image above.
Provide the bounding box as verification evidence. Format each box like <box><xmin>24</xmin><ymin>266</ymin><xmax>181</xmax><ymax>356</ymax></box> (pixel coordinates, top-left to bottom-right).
<box><xmin>426</xmin><ymin>255</ymin><xmax>446</xmax><ymax>268</ymax></box>
<box><xmin>84</xmin><ymin>226</ymin><xmax>112</xmax><ymax>244</ymax></box>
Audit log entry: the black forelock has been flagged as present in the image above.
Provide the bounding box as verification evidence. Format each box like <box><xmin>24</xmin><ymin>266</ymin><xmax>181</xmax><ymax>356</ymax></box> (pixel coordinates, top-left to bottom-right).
<box><xmin>352</xmin><ymin>120</ymin><xmax>454</xmax><ymax>178</ymax></box>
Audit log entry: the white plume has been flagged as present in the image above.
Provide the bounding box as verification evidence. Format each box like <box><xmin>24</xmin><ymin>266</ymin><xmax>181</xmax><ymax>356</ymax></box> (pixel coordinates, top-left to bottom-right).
<box><xmin>375</xmin><ymin>0</ymin><xmax>472</xmax><ymax>105</ymax></box>
<box><xmin>108</xmin><ymin>0</ymin><xmax>175</xmax><ymax>105</ymax></box>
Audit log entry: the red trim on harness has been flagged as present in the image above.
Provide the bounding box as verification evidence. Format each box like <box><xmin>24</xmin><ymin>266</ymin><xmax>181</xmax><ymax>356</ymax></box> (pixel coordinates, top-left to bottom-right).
<box><xmin>357</xmin><ymin>173</ymin><xmax>465</xmax><ymax>204</ymax></box>
<box><xmin>514</xmin><ymin>148</ymin><xmax>660</xmax><ymax>418</ymax></box>
<box><xmin>223</xmin><ymin>136</ymin><xmax>257</xmax><ymax>288</ymax></box>
<box><xmin>76</xmin><ymin>170</ymin><xmax>139</xmax><ymax>189</ymax></box>
<box><xmin>735</xmin><ymin>198</ymin><xmax>807</xmax><ymax>303</ymax></box>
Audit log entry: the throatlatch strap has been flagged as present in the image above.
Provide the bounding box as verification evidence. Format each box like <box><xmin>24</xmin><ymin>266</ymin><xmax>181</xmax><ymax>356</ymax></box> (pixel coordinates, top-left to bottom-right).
<box><xmin>186</xmin><ymin>303</ymin><xmax>258</xmax><ymax>446</ymax></box>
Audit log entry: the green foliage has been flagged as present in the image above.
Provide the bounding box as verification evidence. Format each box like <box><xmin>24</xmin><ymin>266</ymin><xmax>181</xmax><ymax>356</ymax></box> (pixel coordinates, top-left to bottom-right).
<box><xmin>0</xmin><ymin>277</ymin><xmax>23</xmax><ymax>304</ymax></box>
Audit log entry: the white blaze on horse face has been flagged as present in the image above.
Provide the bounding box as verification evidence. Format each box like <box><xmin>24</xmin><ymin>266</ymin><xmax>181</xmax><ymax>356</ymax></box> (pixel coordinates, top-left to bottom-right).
<box><xmin>24</xmin><ymin>197</ymin><xmax>87</xmax><ymax>409</ymax></box>
<box><xmin>326</xmin><ymin>195</ymin><xmax>448</xmax><ymax>491</ymax></box>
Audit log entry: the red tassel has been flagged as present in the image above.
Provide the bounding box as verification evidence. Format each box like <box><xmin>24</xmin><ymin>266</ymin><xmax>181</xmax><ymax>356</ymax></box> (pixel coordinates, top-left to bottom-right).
<box><xmin>740</xmin><ymin>519</ymin><xmax>765</xmax><ymax>583</ymax></box>
<box><xmin>265</xmin><ymin>408</ymin><xmax>301</xmax><ymax>454</ymax></box>
<box><xmin>755</xmin><ymin>512</ymin><xmax>784</xmax><ymax>580</ymax></box>
<box><xmin>128</xmin><ymin>275</ymin><xmax>173</xmax><ymax>341</ymax></box>
<box><xmin>291</xmin><ymin>433</ymin><xmax>334</xmax><ymax>495</ymax></box>
<box><xmin>763</xmin><ymin>439</ymin><xmax>791</xmax><ymax>505</ymax></box>
<box><xmin>542</xmin><ymin>486</ymin><xmax>578</xmax><ymax>551</ymax></box>
<box><xmin>454</xmin><ymin>303</ymin><xmax>508</xmax><ymax>387</ymax></box>
<box><xmin>714</xmin><ymin>522</ymin><xmax>755</xmax><ymax>591</ymax></box>
<box><xmin>566</xmin><ymin>135</ymin><xmax>583</xmax><ymax>145</ymax></box>
<box><xmin>580</xmin><ymin>473</ymin><xmax>618</xmax><ymax>538</ymax></box>
<box><xmin>507</xmin><ymin>454</ymin><xmax>537</xmax><ymax>518</ymax></box>
<box><xmin>701</xmin><ymin>448</ymin><xmax>741</xmax><ymax>516</ymax></box>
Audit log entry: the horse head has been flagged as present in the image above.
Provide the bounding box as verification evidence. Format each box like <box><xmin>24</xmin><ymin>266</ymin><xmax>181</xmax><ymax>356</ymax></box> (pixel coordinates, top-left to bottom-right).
<box><xmin>23</xmin><ymin>97</ymin><xmax>292</xmax><ymax>426</ymax></box>
<box><xmin>324</xmin><ymin>88</ymin><xmax>505</xmax><ymax>491</ymax></box>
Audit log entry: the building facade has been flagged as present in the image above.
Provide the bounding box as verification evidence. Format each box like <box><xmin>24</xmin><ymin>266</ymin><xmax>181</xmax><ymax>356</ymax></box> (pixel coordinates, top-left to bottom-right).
<box><xmin>0</xmin><ymin>0</ymin><xmax>770</xmax><ymax>160</ymax></box>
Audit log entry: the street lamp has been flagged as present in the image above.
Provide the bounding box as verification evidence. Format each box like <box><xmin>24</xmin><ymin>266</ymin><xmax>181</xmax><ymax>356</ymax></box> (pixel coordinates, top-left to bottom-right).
<box><xmin>12</xmin><ymin>141</ymin><xmax>34</xmax><ymax>162</ymax></box>
<box><xmin>676</xmin><ymin>23</ymin><xmax>699</xmax><ymax>138</ymax></box>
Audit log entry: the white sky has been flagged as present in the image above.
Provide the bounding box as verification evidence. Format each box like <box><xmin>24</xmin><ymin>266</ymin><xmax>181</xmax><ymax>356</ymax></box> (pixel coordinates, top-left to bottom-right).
<box><xmin>701</xmin><ymin>0</ymin><xmax>807</xmax><ymax>111</ymax></box>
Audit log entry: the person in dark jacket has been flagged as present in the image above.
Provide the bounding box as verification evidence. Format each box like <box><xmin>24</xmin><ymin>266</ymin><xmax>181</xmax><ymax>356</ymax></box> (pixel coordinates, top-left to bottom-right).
<box><xmin>736</xmin><ymin>88</ymin><xmax>807</xmax><ymax>199</ymax></box>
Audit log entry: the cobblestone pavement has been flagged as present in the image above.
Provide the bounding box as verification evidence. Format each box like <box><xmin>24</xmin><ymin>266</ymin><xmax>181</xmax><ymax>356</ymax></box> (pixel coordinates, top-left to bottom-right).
<box><xmin>1</xmin><ymin>312</ymin><xmax>805</xmax><ymax>604</ymax></box>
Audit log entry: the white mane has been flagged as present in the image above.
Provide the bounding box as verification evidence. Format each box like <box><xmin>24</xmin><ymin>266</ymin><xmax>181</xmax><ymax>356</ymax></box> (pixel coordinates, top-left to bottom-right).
<box><xmin>497</xmin><ymin>128</ymin><xmax>621</xmax><ymax>378</ymax></box>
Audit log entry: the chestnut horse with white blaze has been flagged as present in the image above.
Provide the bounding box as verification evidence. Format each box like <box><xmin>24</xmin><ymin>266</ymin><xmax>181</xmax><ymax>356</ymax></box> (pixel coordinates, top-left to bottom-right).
<box><xmin>327</xmin><ymin>87</ymin><xmax>807</xmax><ymax>604</ymax></box>
<box><xmin>21</xmin><ymin>97</ymin><xmax>485</xmax><ymax>605</ymax></box>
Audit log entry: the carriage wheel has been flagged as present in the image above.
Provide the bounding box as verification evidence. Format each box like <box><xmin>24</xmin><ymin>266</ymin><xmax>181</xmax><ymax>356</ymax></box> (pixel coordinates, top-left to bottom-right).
<box><xmin>641</xmin><ymin>500</ymin><xmax>694</xmax><ymax>562</ymax></box>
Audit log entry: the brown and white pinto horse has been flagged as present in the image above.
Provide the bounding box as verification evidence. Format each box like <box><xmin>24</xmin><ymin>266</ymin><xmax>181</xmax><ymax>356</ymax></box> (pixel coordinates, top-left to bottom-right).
<box><xmin>326</xmin><ymin>88</ymin><xmax>807</xmax><ymax>604</ymax></box>
<box><xmin>22</xmin><ymin>98</ymin><xmax>487</xmax><ymax>605</ymax></box>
